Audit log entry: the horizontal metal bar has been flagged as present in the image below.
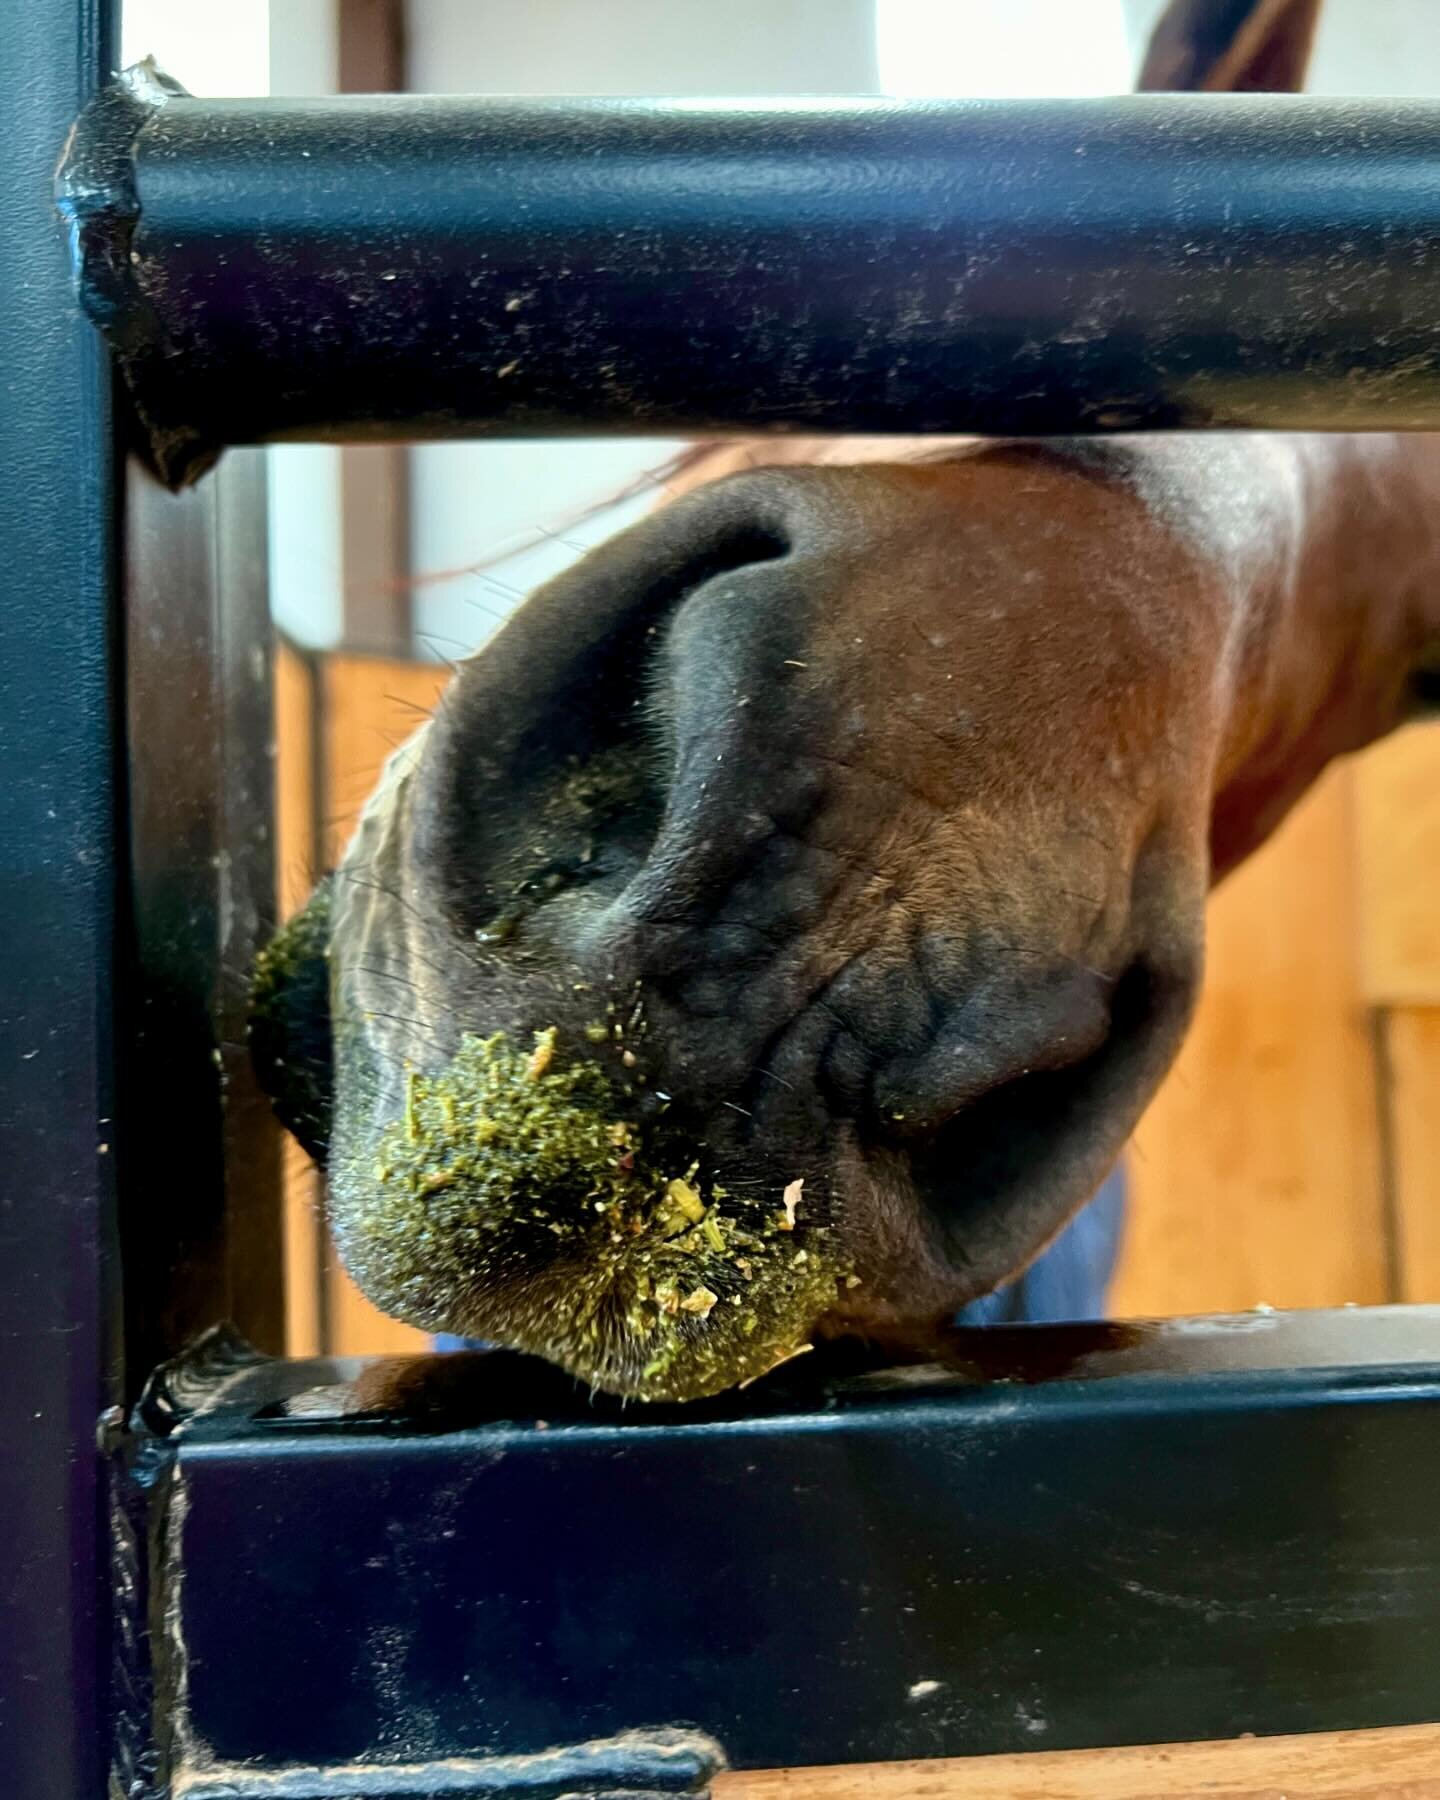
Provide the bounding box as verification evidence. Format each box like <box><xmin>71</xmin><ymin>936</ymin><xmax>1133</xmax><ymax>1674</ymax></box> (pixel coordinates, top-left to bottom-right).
<box><xmin>118</xmin><ymin>1309</ymin><xmax>1440</xmax><ymax>1787</ymax></box>
<box><xmin>59</xmin><ymin>71</ymin><xmax>1440</xmax><ymax>487</ymax></box>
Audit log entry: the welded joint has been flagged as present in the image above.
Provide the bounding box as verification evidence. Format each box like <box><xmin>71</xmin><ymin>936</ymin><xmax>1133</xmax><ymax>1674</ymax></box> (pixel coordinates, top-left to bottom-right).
<box><xmin>55</xmin><ymin>61</ymin><xmax>214</xmax><ymax>487</ymax></box>
<box><xmin>110</xmin><ymin>1338</ymin><xmax>727</xmax><ymax>1797</ymax></box>
<box><xmin>169</xmin><ymin>1729</ymin><xmax>725</xmax><ymax>1798</ymax></box>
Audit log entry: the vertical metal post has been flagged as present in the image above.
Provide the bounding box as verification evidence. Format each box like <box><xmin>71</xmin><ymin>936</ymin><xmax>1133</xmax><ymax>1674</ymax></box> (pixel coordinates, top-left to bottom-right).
<box><xmin>123</xmin><ymin>452</ymin><xmax>285</xmax><ymax>1379</ymax></box>
<box><xmin>0</xmin><ymin>3</ymin><xmax>119</xmax><ymax>1795</ymax></box>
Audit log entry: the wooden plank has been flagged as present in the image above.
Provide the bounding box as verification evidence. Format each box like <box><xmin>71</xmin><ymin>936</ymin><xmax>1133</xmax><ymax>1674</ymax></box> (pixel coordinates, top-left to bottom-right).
<box><xmin>336</xmin><ymin>0</ymin><xmax>410</xmax><ymax>648</ymax></box>
<box><xmin>338</xmin><ymin>445</ymin><xmax>413</xmax><ymax>656</ymax></box>
<box><xmin>320</xmin><ymin>652</ymin><xmax>452</xmax><ymax>1353</ymax></box>
<box><xmin>278</xmin><ymin>1139</ymin><xmax>323</xmax><ymax>1360</ymax></box>
<box><xmin>337</xmin><ymin>0</ymin><xmax>406</xmax><ymax>94</ymax></box>
<box><xmin>272</xmin><ymin>638</ymin><xmax>324</xmax><ymax>1356</ymax></box>
<box><xmin>321</xmin><ymin>1237</ymin><xmax>429</xmax><ymax>1358</ymax></box>
<box><xmin>275</xmin><ymin>646</ymin><xmax>449</xmax><ymax>1356</ymax></box>
<box><xmin>1386</xmin><ymin>1006</ymin><xmax>1440</xmax><ymax>1304</ymax></box>
<box><xmin>714</xmin><ymin>1722</ymin><xmax>1440</xmax><ymax>1799</ymax></box>
<box><xmin>335</xmin><ymin>0</ymin><xmax>412</xmax><ymax>658</ymax></box>
<box><xmin>1111</xmin><ymin>765</ymin><xmax>1387</xmax><ymax>1316</ymax></box>
<box><xmin>1354</xmin><ymin>719</ymin><xmax>1440</xmax><ymax>1006</ymax></box>
<box><xmin>320</xmin><ymin>650</ymin><xmax>448</xmax><ymax>867</ymax></box>
<box><xmin>273</xmin><ymin>637</ymin><xmax>317</xmax><ymax>923</ymax></box>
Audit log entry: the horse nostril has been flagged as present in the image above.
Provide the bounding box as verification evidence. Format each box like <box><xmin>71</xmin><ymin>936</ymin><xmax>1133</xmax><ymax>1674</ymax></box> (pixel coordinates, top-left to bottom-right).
<box><xmin>409</xmin><ymin>471</ymin><xmax>804</xmax><ymax>938</ymax></box>
<box><xmin>871</xmin><ymin>966</ymin><xmax>1117</xmax><ymax>1140</ymax></box>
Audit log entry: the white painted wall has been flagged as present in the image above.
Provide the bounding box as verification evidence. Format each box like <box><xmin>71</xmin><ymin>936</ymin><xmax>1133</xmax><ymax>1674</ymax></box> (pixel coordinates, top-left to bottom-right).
<box><xmin>1310</xmin><ymin>0</ymin><xmax>1440</xmax><ymax>95</ymax></box>
<box><xmin>265</xmin><ymin>3</ymin><xmax>345</xmax><ymax>650</ymax></box>
<box><xmin>121</xmin><ymin>0</ymin><xmax>271</xmax><ymax>93</ymax></box>
<box><xmin>121</xmin><ymin>0</ymin><xmax>345</xmax><ymax>649</ymax></box>
<box><xmin>876</xmin><ymin>0</ymin><xmax>1440</xmax><ymax>102</ymax></box>
<box><xmin>405</xmin><ymin>0</ymin><xmax>880</xmax><ymax>659</ymax></box>
<box><xmin>408</xmin><ymin>0</ymin><xmax>878</xmax><ymax>96</ymax></box>
<box><xmin>876</xmin><ymin>0</ymin><xmax>1135</xmax><ymax>98</ymax></box>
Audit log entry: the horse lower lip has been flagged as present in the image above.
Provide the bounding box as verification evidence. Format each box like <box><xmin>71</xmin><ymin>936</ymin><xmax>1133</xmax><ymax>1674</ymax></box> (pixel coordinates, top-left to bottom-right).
<box><xmin>328</xmin><ymin>1026</ymin><xmax>851</xmax><ymax>1402</ymax></box>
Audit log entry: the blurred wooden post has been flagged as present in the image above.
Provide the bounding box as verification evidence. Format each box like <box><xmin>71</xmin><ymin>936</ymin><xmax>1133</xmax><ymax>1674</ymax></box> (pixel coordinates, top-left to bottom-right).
<box><xmin>275</xmin><ymin>649</ymin><xmax>448</xmax><ymax>1353</ymax></box>
<box><xmin>338</xmin><ymin>0</ymin><xmax>413</xmax><ymax>659</ymax></box>
<box><xmin>1354</xmin><ymin>718</ymin><xmax>1440</xmax><ymax>1303</ymax></box>
<box><xmin>272</xmin><ymin>638</ymin><xmax>325</xmax><ymax>1355</ymax></box>
<box><xmin>1114</xmin><ymin>763</ymin><xmax>1388</xmax><ymax>1316</ymax></box>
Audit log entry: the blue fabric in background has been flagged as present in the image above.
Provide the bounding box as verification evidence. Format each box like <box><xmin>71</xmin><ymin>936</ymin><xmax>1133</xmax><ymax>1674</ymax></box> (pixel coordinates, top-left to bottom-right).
<box><xmin>433</xmin><ymin>1162</ymin><xmax>1128</xmax><ymax>1353</ymax></box>
<box><xmin>951</xmin><ymin>1161</ymin><xmax>1128</xmax><ymax>1326</ymax></box>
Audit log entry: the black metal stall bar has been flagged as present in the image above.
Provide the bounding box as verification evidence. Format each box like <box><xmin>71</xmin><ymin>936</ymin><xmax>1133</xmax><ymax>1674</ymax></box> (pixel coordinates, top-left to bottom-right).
<box><xmin>61</xmin><ymin>69</ymin><xmax>1440</xmax><ymax>488</ymax></box>
<box><xmin>124</xmin><ymin>1310</ymin><xmax>1440</xmax><ymax>1794</ymax></box>
<box><xmin>3</xmin><ymin>6</ymin><xmax>118</xmax><ymax>1800</ymax></box>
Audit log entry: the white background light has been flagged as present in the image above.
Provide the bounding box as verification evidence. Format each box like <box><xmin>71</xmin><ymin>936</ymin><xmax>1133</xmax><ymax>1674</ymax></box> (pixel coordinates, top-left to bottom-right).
<box><xmin>876</xmin><ymin>0</ymin><xmax>1136</xmax><ymax>99</ymax></box>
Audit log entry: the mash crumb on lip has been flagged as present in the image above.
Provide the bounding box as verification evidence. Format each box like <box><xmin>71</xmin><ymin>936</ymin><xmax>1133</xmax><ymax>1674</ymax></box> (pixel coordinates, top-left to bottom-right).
<box><xmin>339</xmin><ymin>1026</ymin><xmax>849</xmax><ymax>1401</ymax></box>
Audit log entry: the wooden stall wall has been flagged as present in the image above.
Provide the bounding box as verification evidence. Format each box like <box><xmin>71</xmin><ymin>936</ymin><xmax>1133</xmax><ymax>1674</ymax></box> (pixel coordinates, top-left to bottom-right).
<box><xmin>1355</xmin><ymin>721</ymin><xmax>1440</xmax><ymax>1303</ymax></box>
<box><xmin>716</xmin><ymin>1721</ymin><xmax>1440</xmax><ymax>1800</ymax></box>
<box><xmin>1114</xmin><ymin>716</ymin><xmax>1440</xmax><ymax>1315</ymax></box>
<box><xmin>1111</xmin><ymin>766</ymin><xmax>1388</xmax><ymax>1314</ymax></box>
<box><xmin>274</xmin><ymin>641</ymin><xmax>439</xmax><ymax>1354</ymax></box>
<box><xmin>274</xmin><ymin>641</ymin><xmax>1440</xmax><ymax>1352</ymax></box>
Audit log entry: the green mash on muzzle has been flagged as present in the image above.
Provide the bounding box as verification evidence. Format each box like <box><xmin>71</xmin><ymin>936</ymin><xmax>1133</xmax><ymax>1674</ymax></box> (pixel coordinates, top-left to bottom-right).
<box><xmin>249</xmin><ymin>739</ymin><xmax>849</xmax><ymax>1401</ymax></box>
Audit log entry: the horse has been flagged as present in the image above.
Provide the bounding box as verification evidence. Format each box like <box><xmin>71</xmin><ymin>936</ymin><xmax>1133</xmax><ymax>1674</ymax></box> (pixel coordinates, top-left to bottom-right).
<box><xmin>252</xmin><ymin>0</ymin><xmax>1440</xmax><ymax>1400</ymax></box>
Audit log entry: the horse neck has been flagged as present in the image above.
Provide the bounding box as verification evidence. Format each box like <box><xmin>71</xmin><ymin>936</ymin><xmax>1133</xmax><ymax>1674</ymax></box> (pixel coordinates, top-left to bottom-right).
<box><xmin>1197</xmin><ymin>432</ymin><xmax>1440</xmax><ymax>874</ymax></box>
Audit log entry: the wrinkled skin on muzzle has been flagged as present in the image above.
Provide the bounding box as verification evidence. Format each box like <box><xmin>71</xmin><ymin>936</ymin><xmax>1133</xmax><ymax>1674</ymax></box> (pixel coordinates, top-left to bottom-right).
<box><xmin>253</xmin><ymin>436</ymin><xmax>1440</xmax><ymax>1399</ymax></box>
